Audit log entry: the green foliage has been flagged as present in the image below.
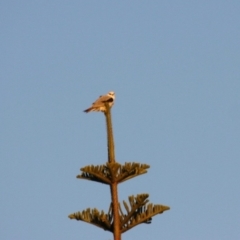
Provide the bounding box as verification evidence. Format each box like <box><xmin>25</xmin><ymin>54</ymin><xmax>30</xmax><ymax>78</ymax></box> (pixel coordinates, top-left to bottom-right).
<box><xmin>77</xmin><ymin>162</ymin><xmax>150</xmax><ymax>184</ymax></box>
<box><xmin>68</xmin><ymin>194</ymin><xmax>170</xmax><ymax>233</ymax></box>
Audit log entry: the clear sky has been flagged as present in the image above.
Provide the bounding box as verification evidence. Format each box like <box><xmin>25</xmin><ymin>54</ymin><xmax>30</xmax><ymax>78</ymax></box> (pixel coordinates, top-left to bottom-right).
<box><xmin>1</xmin><ymin>1</ymin><xmax>240</xmax><ymax>239</ymax></box>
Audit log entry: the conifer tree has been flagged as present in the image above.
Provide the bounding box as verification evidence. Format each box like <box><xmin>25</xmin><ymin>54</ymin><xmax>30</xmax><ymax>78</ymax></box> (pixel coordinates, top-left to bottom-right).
<box><xmin>69</xmin><ymin>101</ymin><xmax>170</xmax><ymax>240</ymax></box>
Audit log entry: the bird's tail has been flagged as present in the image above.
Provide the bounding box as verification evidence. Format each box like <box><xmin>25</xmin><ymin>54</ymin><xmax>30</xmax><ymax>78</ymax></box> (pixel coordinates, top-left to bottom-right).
<box><xmin>83</xmin><ymin>107</ymin><xmax>92</xmax><ymax>113</ymax></box>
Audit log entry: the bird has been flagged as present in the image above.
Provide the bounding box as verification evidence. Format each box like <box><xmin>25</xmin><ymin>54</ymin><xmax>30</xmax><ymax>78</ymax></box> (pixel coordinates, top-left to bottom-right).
<box><xmin>83</xmin><ymin>91</ymin><xmax>115</xmax><ymax>113</ymax></box>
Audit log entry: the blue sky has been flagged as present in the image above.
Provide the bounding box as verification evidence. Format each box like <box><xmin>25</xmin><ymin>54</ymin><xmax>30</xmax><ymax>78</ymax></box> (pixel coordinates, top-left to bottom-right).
<box><xmin>1</xmin><ymin>1</ymin><xmax>240</xmax><ymax>239</ymax></box>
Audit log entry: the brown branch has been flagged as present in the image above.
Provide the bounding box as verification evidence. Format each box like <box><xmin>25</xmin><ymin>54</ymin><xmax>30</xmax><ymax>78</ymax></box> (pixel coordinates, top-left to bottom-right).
<box><xmin>104</xmin><ymin>103</ymin><xmax>121</xmax><ymax>240</ymax></box>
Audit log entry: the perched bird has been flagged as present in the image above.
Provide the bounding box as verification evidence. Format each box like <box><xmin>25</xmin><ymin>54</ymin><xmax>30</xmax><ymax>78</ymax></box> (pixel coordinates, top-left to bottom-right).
<box><xmin>83</xmin><ymin>91</ymin><xmax>115</xmax><ymax>113</ymax></box>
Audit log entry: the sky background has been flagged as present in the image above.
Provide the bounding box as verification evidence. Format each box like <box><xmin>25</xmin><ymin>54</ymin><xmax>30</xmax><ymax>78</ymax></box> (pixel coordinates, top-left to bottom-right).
<box><xmin>1</xmin><ymin>1</ymin><xmax>240</xmax><ymax>239</ymax></box>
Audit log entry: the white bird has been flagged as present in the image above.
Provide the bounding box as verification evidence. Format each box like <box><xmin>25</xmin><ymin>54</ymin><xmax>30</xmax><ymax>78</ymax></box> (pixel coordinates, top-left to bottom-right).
<box><xmin>83</xmin><ymin>91</ymin><xmax>115</xmax><ymax>113</ymax></box>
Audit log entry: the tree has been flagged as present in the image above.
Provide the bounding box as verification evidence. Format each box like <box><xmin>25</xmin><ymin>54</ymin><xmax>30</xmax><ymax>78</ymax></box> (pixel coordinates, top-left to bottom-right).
<box><xmin>69</xmin><ymin>102</ymin><xmax>170</xmax><ymax>240</ymax></box>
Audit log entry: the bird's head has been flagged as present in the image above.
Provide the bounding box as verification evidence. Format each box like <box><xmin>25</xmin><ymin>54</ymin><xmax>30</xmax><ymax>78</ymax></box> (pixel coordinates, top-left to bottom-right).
<box><xmin>108</xmin><ymin>91</ymin><xmax>115</xmax><ymax>98</ymax></box>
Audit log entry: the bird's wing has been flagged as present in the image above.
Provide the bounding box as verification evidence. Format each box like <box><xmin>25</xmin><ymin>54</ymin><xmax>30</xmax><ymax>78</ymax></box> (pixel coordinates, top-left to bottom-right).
<box><xmin>92</xmin><ymin>94</ymin><xmax>113</xmax><ymax>106</ymax></box>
